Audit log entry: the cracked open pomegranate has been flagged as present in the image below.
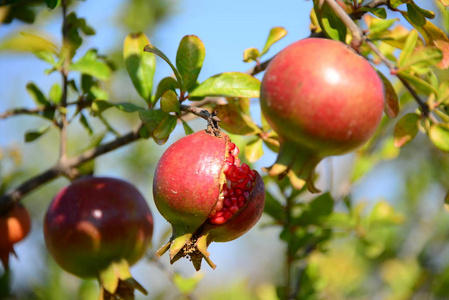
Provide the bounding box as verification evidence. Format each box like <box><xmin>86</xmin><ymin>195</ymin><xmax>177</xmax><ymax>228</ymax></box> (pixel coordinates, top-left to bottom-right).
<box><xmin>153</xmin><ymin>130</ymin><xmax>265</xmax><ymax>270</ymax></box>
<box><xmin>260</xmin><ymin>38</ymin><xmax>385</xmax><ymax>192</ymax></box>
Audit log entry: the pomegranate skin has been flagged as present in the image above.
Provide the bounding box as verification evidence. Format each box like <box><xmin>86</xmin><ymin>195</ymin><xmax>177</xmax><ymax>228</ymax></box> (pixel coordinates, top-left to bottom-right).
<box><xmin>44</xmin><ymin>177</ymin><xmax>153</xmax><ymax>279</ymax></box>
<box><xmin>153</xmin><ymin>130</ymin><xmax>265</xmax><ymax>270</ymax></box>
<box><xmin>260</xmin><ymin>38</ymin><xmax>384</xmax><ymax>191</ymax></box>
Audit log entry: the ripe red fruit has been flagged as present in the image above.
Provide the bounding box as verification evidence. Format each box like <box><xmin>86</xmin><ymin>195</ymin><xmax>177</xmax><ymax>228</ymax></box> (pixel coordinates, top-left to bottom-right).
<box><xmin>44</xmin><ymin>177</ymin><xmax>153</xmax><ymax>295</ymax></box>
<box><xmin>260</xmin><ymin>38</ymin><xmax>385</xmax><ymax>192</ymax></box>
<box><xmin>0</xmin><ymin>203</ymin><xmax>31</xmax><ymax>269</ymax></box>
<box><xmin>153</xmin><ymin>130</ymin><xmax>265</xmax><ymax>270</ymax></box>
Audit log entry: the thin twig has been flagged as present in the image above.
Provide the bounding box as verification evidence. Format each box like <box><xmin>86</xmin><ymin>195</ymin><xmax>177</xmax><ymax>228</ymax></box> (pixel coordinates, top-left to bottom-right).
<box><xmin>59</xmin><ymin>0</ymin><xmax>70</xmax><ymax>160</ymax></box>
<box><xmin>323</xmin><ymin>0</ymin><xmax>430</xmax><ymax>116</ymax></box>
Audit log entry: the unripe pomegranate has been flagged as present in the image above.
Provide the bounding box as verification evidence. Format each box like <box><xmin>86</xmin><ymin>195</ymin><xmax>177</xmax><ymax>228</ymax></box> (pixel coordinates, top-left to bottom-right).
<box><xmin>44</xmin><ymin>177</ymin><xmax>153</xmax><ymax>295</ymax></box>
<box><xmin>0</xmin><ymin>203</ymin><xmax>31</xmax><ymax>269</ymax></box>
<box><xmin>260</xmin><ymin>38</ymin><xmax>385</xmax><ymax>192</ymax></box>
<box><xmin>153</xmin><ymin>130</ymin><xmax>265</xmax><ymax>270</ymax></box>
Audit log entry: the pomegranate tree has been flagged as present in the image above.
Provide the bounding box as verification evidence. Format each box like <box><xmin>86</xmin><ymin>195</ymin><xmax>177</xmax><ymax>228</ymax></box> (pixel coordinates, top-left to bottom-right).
<box><xmin>153</xmin><ymin>130</ymin><xmax>265</xmax><ymax>270</ymax></box>
<box><xmin>0</xmin><ymin>203</ymin><xmax>31</xmax><ymax>269</ymax></box>
<box><xmin>260</xmin><ymin>38</ymin><xmax>385</xmax><ymax>192</ymax></box>
<box><xmin>44</xmin><ymin>176</ymin><xmax>153</xmax><ymax>297</ymax></box>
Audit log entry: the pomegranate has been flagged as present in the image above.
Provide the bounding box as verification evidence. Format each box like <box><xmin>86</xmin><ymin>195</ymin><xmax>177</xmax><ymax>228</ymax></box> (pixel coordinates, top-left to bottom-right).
<box><xmin>260</xmin><ymin>38</ymin><xmax>385</xmax><ymax>192</ymax></box>
<box><xmin>0</xmin><ymin>203</ymin><xmax>31</xmax><ymax>269</ymax></box>
<box><xmin>153</xmin><ymin>130</ymin><xmax>265</xmax><ymax>270</ymax></box>
<box><xmin>44</xmin><ymin>176</ymin><xmax>153</xmax><ymax>295</ymax></box>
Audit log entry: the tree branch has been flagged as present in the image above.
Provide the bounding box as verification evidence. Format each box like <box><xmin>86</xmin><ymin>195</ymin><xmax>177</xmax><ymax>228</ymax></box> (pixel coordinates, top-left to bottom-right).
<box><xmin>323</xmin><ymin>0</ymin><xmax>429</xmax><ymax>116</ymax></box>
<box><xmin>0</xmin><ymin>125</ymin><xmax>143</xmax><ymax>213</ymax></box>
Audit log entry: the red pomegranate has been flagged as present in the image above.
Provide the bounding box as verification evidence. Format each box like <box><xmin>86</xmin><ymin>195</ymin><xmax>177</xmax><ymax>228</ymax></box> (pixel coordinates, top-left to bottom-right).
<box><xmin>0</xmin><ymin>203</ymin><xmax>31</xmax><ymax>269</ymax></box>
<box><xmin>260</xmin><ymin>38</ymin><xmax>385</xmax><ymax>192</ymax></box>
<box><xmin>44</xmin><ymin>177</ymin><xmax>153</xmax><ymax>294</ymax></box>
<box><xmin>153</xmin><ymin>130</ymin><xmax>265</xmax><ymax>270</ymax></box>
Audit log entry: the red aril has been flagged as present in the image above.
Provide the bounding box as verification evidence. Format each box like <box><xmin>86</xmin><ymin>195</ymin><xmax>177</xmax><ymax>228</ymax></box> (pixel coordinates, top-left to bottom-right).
<box><xmin>260</xmin><ymin>38</ymin><xmax>385</xmax><ymax>192</ymax></box>
<box><xmin>153</xmin><ymin>130</ymin><xmax>265</xmax><ymax>270</ymax></box>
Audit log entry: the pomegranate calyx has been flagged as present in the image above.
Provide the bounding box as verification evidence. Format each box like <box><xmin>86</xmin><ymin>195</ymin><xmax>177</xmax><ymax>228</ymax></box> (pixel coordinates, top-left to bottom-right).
<box><xmin>265</xmin><ymin>141</ymin><xmax>323</xmax><ymax>193</ymax></box>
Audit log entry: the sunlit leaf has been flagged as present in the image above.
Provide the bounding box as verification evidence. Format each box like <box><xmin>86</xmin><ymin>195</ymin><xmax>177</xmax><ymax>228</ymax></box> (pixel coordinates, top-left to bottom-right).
<box><xmin>124</xmin><ymin>32</ymin><xmax>156</xmax><ymax>103</ymax></box>
<box><xmin>176</xmin><ymin>35</ymin><xmax>205</xmax><ymax>92</ymax></box>
<box><xmin>402</xmin><ymin>46</ymin><xmax>443</xmax><ymax>74</ymax></box>
<box><xmin>360</xmin><ymin>7</ymin><xmax>387</xmax><ymax>19</ymax></box>
<box><xmin>212</xmin><ymin>102</ymin><xmax>261</xmax><ymax>135</ymax></box>
<box><xmin>315</xmin><ymin>1</ymin><xmax>347</xmax><ymax>42</ymax></box>
<box><xmin>190</xmin><ymin>72</ymin><xmax>260</xmax><ymax>98</ymax></box>
<box><xmin>92</xmin><ymin>100</ymin><xmax>144</xmax><ymax>115</ymax></box>
<box><xmin>377</xmin><ymin>71</ymin><xmax>399</xmax><ymax>118</ymax></box>
<box><xmin>429</xmin><ymin>124</ymin><xmax>449</xmax><ymax>152</ymax></box>
<box><xmin>243</xmin><ymin>47</ymin><xmax>260</xmax><ymax>63</ymax></box>
<box><xmin>155</xmin><ymin>76</ymin><xmax>179</xmax><ymax>103</ymax></box>
<box><xmin>438</xmin><ymin>0</ymin><xmax>449</xmax><ymax>7</ymax></box>
<box><xmin>160</xmin><ymin>90</ymin><xmax>180</xmax><ymax>113</ymax></box>
<box><xmin>69</xmin><ymin>49</ymin><xmax>111</xmax><ymax>81</ymax></box>
<box><xmin>244</xmin><ymin>138</ymin><xmax>264</xmax><ymax>163</ymax></box>
<box><xmin>261</xmin><ymin>26</ymin><xmax>287</xmax><ymax>55</ymax></box>
<box><xmin>394</xmin><ymin>113</ymin><xmax>419</xmax><ymax>147</ymax></box>
<box><xmin>398</xmin><ymin>29</ymin><xmax>418</xmax><ymax>67</ymax></box>
<box><xmin>434</xmin><ymin>40</ymin><xmax>449</xmax><ymax>69</ymax></box>
<box><xmin>365</xmin><ymin>15</ymin><xmax>397</xmax><ymax>35</ymax></box>
<box><xmin>173</xmin><ymin>273</ymin><xmax>203</xmax><ymax>294</ymax></box>
<box><xmin>49</xmin><ymin>83</ymin><xmax>62</xmax><ymax>104</ymax></box>
<box><xmin>398</xmin><ymin>71</ymin><xmax>438</xmax><ymax>95</ymax></box>
<box><xmin>0</xmin><ymin>32</ymin><xmax>57</xmax><ymax>53</ymax></box>
<box><xmin>144</xmin><ymin>44</ymin><xmax>183</xmax><ymax>86</ymax></box>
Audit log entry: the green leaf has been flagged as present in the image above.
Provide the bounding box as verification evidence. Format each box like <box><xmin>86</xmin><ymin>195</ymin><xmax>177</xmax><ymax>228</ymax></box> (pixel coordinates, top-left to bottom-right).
<box><xmin>79</xmin><ymin>112</ymin><xmax>93</xmax><ymax>136</ymax></box>
<box><xmin>264</xmin><ymin>191</ymin><xmax>285</xmax><ymax>222</ymax></box>
<box><xmin>243</xmin><ymin>47</ymin><xmax>261</xmax><ymax>63</ymax></box>
<box><xmin>377</xmin><ymin>71</ymin><xmax>399</xmax><ymax>118</ymax></box>
<box><xmin>26</xmin><ymin>83</ymin><xmax>50</xmax><ymax>107</ymax></box>
<box><xmin>173</xmin><ymin>273</ymin><xmax>203</xmax><ymax>294</ymax></box>
<box><xmin>398</xmin><ymin>29</ymin><xmax>418</xmax><ymax>68</ymax></box>
<box><xmin>155</xmin><ymin>77</ymin><xmax>179</xmax><ymax>103</ymax></box>
<box><xmin>407</xmin><ymin>3</ymin><xmax>426</xmax><ymax>27</ymax></box>
<box><xmin>176</xmin><ymin>35</ymin><xmax>206</xmax><ymax>92</ymax></box>
<box><xmin>390</xmin><ymin>0</ymin><xmax>404</xmax><ymax>9</ymax></box>
<box><xmin>124</xmin><ymin>33</ymin><xmax>156</xmax><ymax>103</ymax></box>
<box><xmin>261</xmin><ymin>26</ymin><xmax>287</xmax><ymax>55</ymax></box>
<box><xmin>181</xmin><ymin>119</ymin><xmax>194</xmax><ymax>135</ymax></box>
<box><xmin>366</xmin><ymin>17</ymin><xmax>397</xmax><ymax>35</ymax></box>
<box><xmin>429</xmin><ymin>124</ymin><xmax>449</xmax><ymax>152</ymax></box>
<box><xmin>412</xmin><ymin>3</ymin><xmax>435</xmax><ymax>19</ymax></box>
<box><xmin>44</xmin><ymin>0</ymin><xmax>61</xmax><ymax>9</ymax></box>
<box><xmin>315</xmin><ymin>1</ymin><xmax>347</xmax><ymax>42</ymax></box>
<box><xmin>360</xmin><ymin>7</ymin><xmax>387</xmax><ymax>19</ymax></box>
<box><xmin>0</xmin><ymin>32</ymin><xmax>57</xmax><ymax>53</ymax></box>
<box><xmin>394</xmin><ymin>113</ymin><xmax>419</xmax><ymax>147</ymax></box>
<box><xmin>245</xmin><ymin>138</ymin><xmax>264</xmax><ymax>163</ymax></box>
<box><xmin>190</xmin><ymin>72</ymin><xmax>260</xmax><ymax>98</ymax></box>
<box><xmin>292</xmin><ymin>192</ymin><xmax>334</xmax><ymax>226</ymax></box>
<box><xmin>115</xmin><ymin>102</ymin><xmax>145</xmax><ymax>112</ymax></box>
<box><xmin>398</xmin><ymin>71</ymin><xmax>438</xmax><ymax>95</ymax></box>
<box><xmin>69</xmin><ymin>49</ymin><xmax>112</xmax><ymax>81</ymax></box>
<box><xmin>49</xmin><ymin>83</ymin><xmax>62</xmax><ymax>104</ymax></box>
<box><xmin>160</xmin><ymin>90</ymin><xmax>180</xmax><ymax>113</ymax></box>
<box><xmin>91</xmin><ymin>100</ymin><xmax>144</xmax><ymax>115</ymax></box>
<box><xmin>402</xmin><ymin>46</ymin><xmax>443</xmax><ymax>74</ymax></box>
<box><xmin>144</xmin><ymin>44</ymin><xmax>183</xmax><ymax>86</ymax></box>
<box><xmin>34</xmin><ymin>50</ymin><xmax>56</xmax><ymax>65</ymax></box>
<box><xmin>24</xmin><ymin>126</ymin><xmax>51</xmax><ymax>142</ymax></box>
<box><xmin>139</xmin><ymin>110</ymin><xmax>177</xmax><ymax>145</ymax></box>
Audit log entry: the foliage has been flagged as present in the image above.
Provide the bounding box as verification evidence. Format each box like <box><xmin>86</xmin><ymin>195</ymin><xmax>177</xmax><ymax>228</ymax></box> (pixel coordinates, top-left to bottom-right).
<box><xmin>1</xmin><ymin>0</ymin><xmax>449</xmax><ymax>299</ymax></box>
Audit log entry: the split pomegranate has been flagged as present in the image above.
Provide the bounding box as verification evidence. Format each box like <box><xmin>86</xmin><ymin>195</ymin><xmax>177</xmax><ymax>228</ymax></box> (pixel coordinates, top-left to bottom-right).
<box><xmin>153</xmin><ymin>130</ymin><xmax>265</xmax><ymax>270</ymax></box>
<box><xmin>260</xmin><ymin>38</ymin><xmax>385</xmax><ymax>192</ymax></box>
<box><xmin>44</xmin><ymin>176</ymin><xmax>153</xmax><ymax>295</ymax></box>
<box><xmin>0</xmin><ymin>203</ymin><xmax>31</xmax><ymax>269</ymax></box>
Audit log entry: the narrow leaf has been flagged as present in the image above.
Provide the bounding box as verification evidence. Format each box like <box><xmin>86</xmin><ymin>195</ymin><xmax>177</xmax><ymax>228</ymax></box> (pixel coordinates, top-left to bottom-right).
<box><xmin>261</xmin><ymin>26</ymin><xmax>287</xmax><ymax>55</ymax></box>
<box><xmin>407</xmin><ymin>3</ymin><xmax>426</xmax><ymax>27</ymax></box>
<box><xmin>398</xmin><ymin>71</ymin><xmax>438</xmax><ymax>95</ymax></box>
<box><xmin>243</xmin><ymin>47</ymin><xmax>261</xmax><ymax>63</ymax></box>
<box><xmin>398</xmin><ymin>29</ymin><xmax>418</xmax><ymax>67</ymax></box>
<box><xmin>160</xmin><ymin>90</ymin><xmax>180</xmax><ymax>113</ymax></box>
<box><xmin>181</xmin><ymin>119</ymin><xmax>194</xmax><ymax>135</ymax></box>
<box><xmin>124</xmin><ymin>33</ymin><xmax>156</xmax><ymax>103</ymax></box>
<box><xmin>412</xmin><ymin>3</ymin><xmax>435</xmax><ymax>19</ymax></box>
<box><xmin>176</xmin><ymin>35</ymin><xmax>206</xmax><ymax>92</ymax></box>
<box><xmin>429</xmin><ymin>124</ymin><xmax>449</xmax><ymax>152</ymax></box>
<box><xmin>79</xmin><ymin>113</ymin><xmax>93</xmax><ymax>135</ymax></box>
<box><xmin>24</xmin><ymin>126</ymin><xmax>51</xmax><ymax>142</ymax></box>
<box><xmin>189</xmin><ymin>72</ymin><xmax>260</xmax><ymax>98</ymax></box>
<box><xmin>26</xmin><ymin>83</ymin><xmax>49</xmax><ymax>106</ymax></box>
<box><xmin>394</xmin><ymin>113</ymin><xmax>419</xmax><ymax>147</ymax></box>
<box><xmin>377</xmin><ymin>71</ymin><xmax>399</xmax><ymax>118</ymax></box>
<box><xmin>244</xmin><ymin>138</ymin><xmax>264</xmax><ymax>163</ymax></box>
<box><xmin>360</xmin><ymin>7</ymin><xmax>387</xmax><ymax>19</ymax></box>
<box><xmin>69</xmin><ymin>49</ymin><xmax>111</xmax><ymax>80</ymax></box>
<box><xmin>0</xmin><ymin>32</ymin><xmax>57</xmax><ymax>53</ymax></box>
<box><xmin>404</xmin><ymin>46</ymin><xmax>443</xmax><ymax>74</ymax></box>
<box><xmin>144</xmin><ymin>44</ymin><xmax>183</xmax><ymax>86</ymax></box>
<box><xmin>315</xmin><ymin>1</ymin><xmax>347</xmax><ymax>42</ymax></box>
